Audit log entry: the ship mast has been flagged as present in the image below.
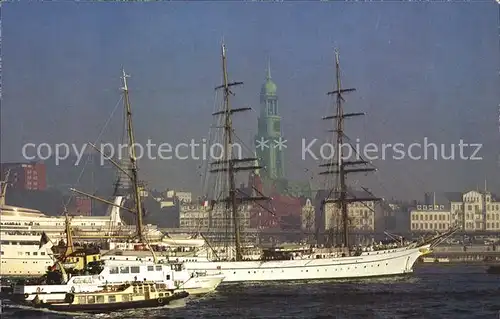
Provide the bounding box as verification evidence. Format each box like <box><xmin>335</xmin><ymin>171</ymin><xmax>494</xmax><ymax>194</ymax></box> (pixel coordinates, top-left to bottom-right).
<box><xmin>69</xmin><ymin>70</ymin><xmax>153</xmax><ymax>258</ymax></box>
<box><xmin>210</xmin><ymin>43</ymin><xmax>267</xmax><ymax>261</ymax></box>
<box><xmin>320</xmin><ymin>49</ymin><xmax>380</xmax><ymax>253</ymax></box>
<box><xmin>121</xmin><ymin>69</ymin><xmax>145</xmax><ymax>243</ymax></box>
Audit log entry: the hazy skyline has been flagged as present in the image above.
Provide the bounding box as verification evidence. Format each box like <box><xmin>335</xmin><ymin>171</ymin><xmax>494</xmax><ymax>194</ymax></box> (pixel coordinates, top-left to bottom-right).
<box><xmin>1</xmin><ymin>2</ymin><xmax>499</xmax><ymax>200</ymax></box>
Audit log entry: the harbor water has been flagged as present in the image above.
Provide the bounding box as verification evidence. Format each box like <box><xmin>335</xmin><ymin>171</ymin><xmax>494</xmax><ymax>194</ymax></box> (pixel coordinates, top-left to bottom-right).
<box><xmin>2</xmin><ymin>264</ymin><xmax>499</xmax><ymax>319</ymax></box>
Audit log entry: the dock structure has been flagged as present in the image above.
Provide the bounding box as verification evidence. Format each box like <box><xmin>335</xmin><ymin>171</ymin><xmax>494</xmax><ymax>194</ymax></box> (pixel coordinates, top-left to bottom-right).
<box><xmin>422</xmin><ymin>244</ymin><xmax>500</xmax><ymax>263</ymax></box>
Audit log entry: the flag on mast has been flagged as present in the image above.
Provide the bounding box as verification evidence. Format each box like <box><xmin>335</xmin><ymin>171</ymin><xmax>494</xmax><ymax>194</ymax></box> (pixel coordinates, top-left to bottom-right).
<box><xmin>39</xmin><ymin>232</ymin><xmax>50</xmax><ymax>249</ymax></box>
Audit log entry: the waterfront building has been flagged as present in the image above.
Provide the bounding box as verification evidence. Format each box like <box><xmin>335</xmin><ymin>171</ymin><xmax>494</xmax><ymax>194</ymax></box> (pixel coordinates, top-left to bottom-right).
<box><xmin>410</xmin><ymin>204</ymin><xmax>451</xmax><ymax>232</ymax></box>
<box><xmin>411</xmin><ymin>188</ymin><xmax>500</xmax><ymax>233</ymax></box>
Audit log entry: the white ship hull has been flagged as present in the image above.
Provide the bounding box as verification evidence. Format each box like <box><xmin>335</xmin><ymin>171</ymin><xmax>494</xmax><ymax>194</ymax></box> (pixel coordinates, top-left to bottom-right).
<box><xmin>0</xmin><ymin>238</ymin><xmax>54</xmax><ymax>277</ymax></box>
<box><xmin>101</xmin><ymin>245</ymin><xmax>431</xmax><ymax>283</ymax></box>
<box><xmin>177</xmin><ymin>274</ymin><xmax>225</xmax><ymax>295</ymax></box>
<box><xmin>182</xmin><ymin>245</ymin><xmax>430</xmax><ymax>282</ymax></box>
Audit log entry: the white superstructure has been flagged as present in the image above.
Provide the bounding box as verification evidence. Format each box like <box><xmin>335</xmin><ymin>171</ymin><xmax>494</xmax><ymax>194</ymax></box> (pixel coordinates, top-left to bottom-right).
<box><xmin>0</xmin><ymin>196</ymin><xmax>164</xmax><ymax>277</ymax></box>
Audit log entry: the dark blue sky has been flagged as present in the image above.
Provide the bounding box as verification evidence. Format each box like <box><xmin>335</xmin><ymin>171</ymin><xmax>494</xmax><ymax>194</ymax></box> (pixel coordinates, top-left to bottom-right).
<box><xmin>1</xmin><ymin>2</ymin><xmax>499</xmax><ymax>199</ymax></box>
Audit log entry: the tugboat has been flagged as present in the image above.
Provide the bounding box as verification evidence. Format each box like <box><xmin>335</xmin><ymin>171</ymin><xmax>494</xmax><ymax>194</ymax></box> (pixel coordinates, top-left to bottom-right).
<box><xmin>35</xmin><ymin>281</ymin><xmax>189</xmax><ymax>313</ymax></box>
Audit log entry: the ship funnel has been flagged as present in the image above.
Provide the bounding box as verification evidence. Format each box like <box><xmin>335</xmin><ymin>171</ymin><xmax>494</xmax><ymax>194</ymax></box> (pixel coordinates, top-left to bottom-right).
<box><xmin>107</xmin><ymin>196</ymin><xmax>124</xmax><ymax>226</ymax></box>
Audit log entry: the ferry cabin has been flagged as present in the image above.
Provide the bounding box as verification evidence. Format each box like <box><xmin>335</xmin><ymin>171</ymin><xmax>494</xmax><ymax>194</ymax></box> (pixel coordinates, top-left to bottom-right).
<box><xmin>65</xmin><ymin>282</ymin><xmax>174</xmax><ymax>306</ymax></box>
<box><xmin>40</xmin><ymin>282</ymin><xmax>189</xmax><ymax>314</ymax></box>
<box><xmin>64</xmin><ymin>249</ymin><xmax>101</xmax><ymax>271</ymax></box>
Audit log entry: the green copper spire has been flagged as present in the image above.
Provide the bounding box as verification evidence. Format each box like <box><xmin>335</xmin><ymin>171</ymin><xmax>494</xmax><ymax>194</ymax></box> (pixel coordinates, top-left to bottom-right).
<box><xmin>255</xmin><ymin>58</ymin><xmax>285</xmax><ymax>181</ymax></box>
<box><xmin>262</xmin><ymin>58</ymin><xmax>277</xmax><ymax>96</ymax></box>
<box><xmin>266</xmin><ymin>58</ymin><xmax>272</xmax><ymax>80</ymax></box>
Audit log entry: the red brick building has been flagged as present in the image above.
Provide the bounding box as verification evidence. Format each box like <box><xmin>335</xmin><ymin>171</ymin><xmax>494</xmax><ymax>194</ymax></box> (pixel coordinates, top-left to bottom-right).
<box><xmin>1</xmin><ymin>162</ymin><xmax>47</xmax><ymax>191</ymax></box>
<box><xmin>68</xmin><ymin>196</ymin><xmax>92</xmax><ymax>216</ymax></box>
<box><xmin>247</xmin><ymin>173</ymin><xmax>303</xmax><ymax>230</ymax></box>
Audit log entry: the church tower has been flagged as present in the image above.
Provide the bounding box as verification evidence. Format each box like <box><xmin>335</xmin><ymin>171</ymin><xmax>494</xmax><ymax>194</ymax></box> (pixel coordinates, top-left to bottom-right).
<box><xmin>255</xmin><ymin>60</ymin><xmax>285</xmax><ymax>181</ymax></box>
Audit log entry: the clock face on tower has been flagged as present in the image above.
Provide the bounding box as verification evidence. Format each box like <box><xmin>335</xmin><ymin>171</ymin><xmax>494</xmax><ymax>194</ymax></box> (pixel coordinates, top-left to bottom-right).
<box><xmin>273</xmin><ymin>121</ymin><xmax>281</xmax><ymax>133</ymax></box>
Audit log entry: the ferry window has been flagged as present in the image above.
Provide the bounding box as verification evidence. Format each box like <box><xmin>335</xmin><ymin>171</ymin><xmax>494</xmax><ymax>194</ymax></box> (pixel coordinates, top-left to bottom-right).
<box><xmin>87</xmin><ymin>296</ymin><xmax>96</xmax><ymax>304</ymax></box>
<box><xmin>0</xmin><ymin>251</ymin><xmax>3</xmax><ymax>255</ymax></box>
<box><xmin>123</xmin><ymin>294</ymin><xmax>130</xmax><ymax>302</ymax></box>
<box><xmin>78</xmin><ymin>296</ymin><xmax>86</xmax><ymax>304</ymax></box>
<box><xmin>108</xmin><ymin>295</ymin><xmax>116</xmax><ymax>303</ymax></box>
<box><xmin>130</xmin><ymin>266</ymin><xmax>140</xmax><ymax>274</ymax></box>
<box><xmin>33</xmin><ymin>252</ymin><xmax>37</xmax><ymax>256</ymax></box>
<box><xmin>147</xmin><ymin>266</ymin><xmax>154</xmax><ymax>271</ymax></box>
<box><xmin>25</xmin><ymin>252</ymin><xmax>30</xmax><ymax>255</ymax></box>
<box><xmin>166</xmin><ymin>275</ymin><xmax>170</xmax><ymax>280</ymax></box>
<box><xmin>96</xmin><ymin>296</ymin><xmax>105</xmax><ymax>303</ymax></box>
<box><xmin>155</xmin><ymin>265</ymin><xmax>162</xmax><ymax>271</ymax></box>
<box><xmin>120</xmin><ymin>266</ymin><xmax>130</xmax><ymax>274</ymax></box>
<box><xmin>41</xmin><ymin>252</ymin><xmax>45</xmax><ymax>255</ymax></box>
<box><xmin>109</xmin><ymin>267</ymin><xmax>119</xmax><ymax>274</ymax></box>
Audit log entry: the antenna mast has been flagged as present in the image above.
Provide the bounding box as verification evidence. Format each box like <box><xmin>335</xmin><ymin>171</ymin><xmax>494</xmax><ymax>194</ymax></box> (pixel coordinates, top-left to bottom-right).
<box><xmin>320</xmin><ymin>49</ymin><xmax>379</xmax><ymax>253</ymax></box>
<box><xmin>121</xmin><ymin>70</ymin><xmax>144</xmax><ymax>243</ymax></box>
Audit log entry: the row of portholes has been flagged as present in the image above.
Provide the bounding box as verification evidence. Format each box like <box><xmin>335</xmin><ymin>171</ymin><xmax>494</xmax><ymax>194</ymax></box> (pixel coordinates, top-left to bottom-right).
<box><xmin>107</xmin><ymin>257</ymin><xmax>199</xmax><ymax>263</ymax></box>
<box><xmin>6</xmin><ymin>270</ymin><xmax>43</xmax><ymax>274</ymax></box>
<box><xmin>237</xmin><ymin>263</ymin><xmax>391</xmax><ymax>275</ymax></box>
<box><xmin>366</xmin><ymin>250</ymin><xmax>399</xmax><ymax>255</ymax></box>
<box><xmin>16</xmin><ymin>261</ymin><xmax>52</xmax><ymax>264</ymax></box>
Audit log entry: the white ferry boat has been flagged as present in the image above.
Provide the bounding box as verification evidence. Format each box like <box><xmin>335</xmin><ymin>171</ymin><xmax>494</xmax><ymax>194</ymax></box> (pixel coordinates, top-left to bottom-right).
<box><xmin>11</xmin><ymin>259</ymin><xmax>224</xmax><ymax>304</ymax></box>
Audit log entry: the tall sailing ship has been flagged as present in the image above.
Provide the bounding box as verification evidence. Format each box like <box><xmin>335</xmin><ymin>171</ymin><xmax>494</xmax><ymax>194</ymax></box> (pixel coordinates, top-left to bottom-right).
<box><xmin>178</xmin><ymin>45</ymin><xmax>455</xmax><ymax>282</ymax></box>
<box><xmin>94</xmin><ymin>45</ymin><xmax>456</xmax><ymax>282</ymax></box>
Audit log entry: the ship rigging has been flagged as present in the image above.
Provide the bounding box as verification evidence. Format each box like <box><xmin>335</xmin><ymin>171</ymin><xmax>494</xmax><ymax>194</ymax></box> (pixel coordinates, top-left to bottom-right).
<box><xmin>208</xmin><ymin>42</ymin><xmax>269</xmax><ymax>261</ymax></box>
<box><xmin>319</xmin><ymin>49</ymin><xmax>381</xmax><ymax>253</ymax></box>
